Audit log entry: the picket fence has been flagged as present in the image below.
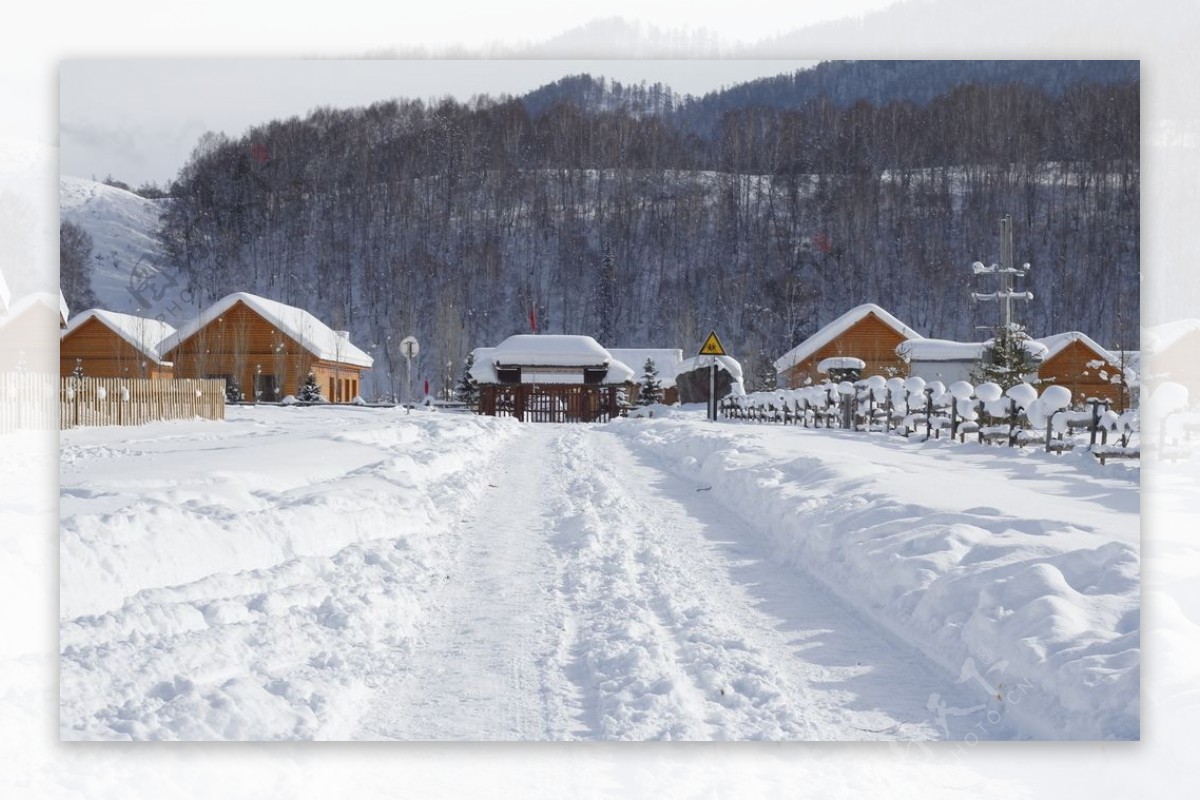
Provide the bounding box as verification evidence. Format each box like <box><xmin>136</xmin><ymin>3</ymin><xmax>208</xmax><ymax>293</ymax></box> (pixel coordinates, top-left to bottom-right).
<box><xmin>0</xmin><ymin>372</ymin><xmax>58</xmax><ymax>434</ymax></box>
<box><xmin>60</xmin><ymin>377</ymin><xmax>225</xmax><ymax>429</ymax></box>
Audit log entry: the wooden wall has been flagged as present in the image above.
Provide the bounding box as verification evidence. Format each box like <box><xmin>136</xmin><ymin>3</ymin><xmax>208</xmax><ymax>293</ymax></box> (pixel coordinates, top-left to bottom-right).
<box><xmin>60</xmin><ymin>317</ymin><xmax>173</xmax><ymax>379</ymax></box>
<box><xmin>164</xmin><ymin>301</ymin><xmax>364</xmax><ymax>402</ymax></box>
<box><xmin>1039</xmin><ymin>339</ymin><xmax>1131</xmax><ymax>410</ymax></box>
<box><xmin>781</xmin><ymin>314</ymin><xmax>911</xmax><ymax>388</ymax></box>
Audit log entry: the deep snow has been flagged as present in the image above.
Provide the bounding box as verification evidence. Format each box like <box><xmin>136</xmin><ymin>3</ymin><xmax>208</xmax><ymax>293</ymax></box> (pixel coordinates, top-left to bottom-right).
<box><xmin>59</xmin><ymin>405</ymin><xmax>1138</xmax><ymax>741</ymax></box>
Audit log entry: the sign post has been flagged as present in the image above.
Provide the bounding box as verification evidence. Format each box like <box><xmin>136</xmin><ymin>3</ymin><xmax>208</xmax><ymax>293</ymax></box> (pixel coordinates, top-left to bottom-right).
<box><xmin>400</xmin><ymin>336</ymin><xmax>419</xmax><ymax>405</ymax></box>
<box><xmin>697</xmin><ymin>330</ymin><xmax>727</xmax><ymax>421</ymax></box>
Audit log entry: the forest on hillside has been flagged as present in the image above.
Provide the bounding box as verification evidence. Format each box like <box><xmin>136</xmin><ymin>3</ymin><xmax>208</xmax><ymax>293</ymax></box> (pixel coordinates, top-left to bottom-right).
<box><xmin>155</xmin><ymin>62</ymin><xmax>1139</xmax><ymax>397</ymax></box>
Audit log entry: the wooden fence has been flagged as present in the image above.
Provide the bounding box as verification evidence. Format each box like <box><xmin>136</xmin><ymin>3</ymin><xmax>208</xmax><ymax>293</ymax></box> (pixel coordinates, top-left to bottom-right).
<box><xmin>720</xmin><ymin>377</ymin><xmax>1139</xmax><ymax>463</ymax></box>
<box><xmin>60</xmin><ymin>377</ymin><xmax>226</xmax><ymax>429</ymax></box>
<box><xmin>0</xmin><ymin>372</ymin><xmax>58</xmax><ymax>434</ymax></box>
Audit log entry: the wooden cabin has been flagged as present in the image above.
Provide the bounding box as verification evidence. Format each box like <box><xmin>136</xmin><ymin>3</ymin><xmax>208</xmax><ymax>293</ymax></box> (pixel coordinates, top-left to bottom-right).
<box><xmin>0</xmin><ymin>292</ymin><xmax>64</xmax><ymax>373</ymax></box>
<box><xmin>1143</xmin><ymin>319</ymin><xmax>1196</xmax><ymax>405</ymax></box>
<box><xmin>775</xmin><ymin>304</ymin><xmax>921</xmax><ymax>389</ymax></box>
<box><xmin>60</xmin><ymin>309</ymin><xmax>176</xmax><ymax>379</ymax></box>
<box><xmin>471</xmin><ymin>335</ymin><xmax>634</xmax><ymax>422</ymax></box>
<box><xmin>158</xmin><ymin>292</ymin><xmax>373</xmax><ymax>403</ymax></box>
<box><xmin>1036</xmin><ymin>331</ymin><xmax>1135</xmax><ymax>411</ymax></box>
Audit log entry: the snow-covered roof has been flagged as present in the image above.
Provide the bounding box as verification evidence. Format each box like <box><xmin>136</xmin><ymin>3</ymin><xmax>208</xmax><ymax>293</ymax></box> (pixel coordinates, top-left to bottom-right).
<box><xmin>897</xmin><ymin>338</ymin><xmax>987</xmax><ymax>362</ymax></box>
<box><xmin>608</xmin><ymin>348</ymin><xmax>685</xmax><ymax>387</ymax></box>
<box><xmin>1142</xmin><ymin>319</ymin><xmax>1199</xmax><ymax>353</ymax></box>
<box><xmin>1035</xmin><ymin>331</ymin><xmax>1121</xmax><ymax>365</ymax></box>
<box><xmin>490</xmin><ymin>334</ymin><xmax>611</xmax><ymax>367</ymax></box>
<box><xmin>3</xmin><ymin>291</ymin><xmax>61</xmax><ymax>322</ymax></box>
<box><xmin>774</xmin><ymin>304</ymin><xmax>923</xmax><ymax>373</ymax></box>
<box><xmin>63</xmin><ymin>309</ymin><xmax>177</xmax><ymax>364</ymax></box>
<box><xmin>59</xmin><ymin>290</ymin><xmax>69</xmax><ymax>326</ymax></box>
<box><xmin>159</xmin><ymin>292</ymin><xmax>373</xmax><ymax>368</ymax></box>
<box><xmin>469</xmin><ymin>338</ymin><xmax>634</xmax><ymax>385</ymax></box>
<box><xmin>675</xmin><ymin>354</ymin><xmax>746</xmax><ymax>396</ymax></box>
<box><xmin>0</xmin><ymin>267</ymin><xmax>10</xmax><ymax>315</ymax></box>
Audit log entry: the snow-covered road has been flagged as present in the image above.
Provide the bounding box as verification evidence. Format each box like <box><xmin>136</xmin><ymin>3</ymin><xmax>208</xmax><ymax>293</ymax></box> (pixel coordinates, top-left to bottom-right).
<box><xmin>356</xmin><ymin>425</ymin><xmax>970</xmax><ymax>740</ymax></box>
<box><xmin>60</xmin><ymin>407</ymin><xmax>1138</xmax><ymax>741</ymax></box>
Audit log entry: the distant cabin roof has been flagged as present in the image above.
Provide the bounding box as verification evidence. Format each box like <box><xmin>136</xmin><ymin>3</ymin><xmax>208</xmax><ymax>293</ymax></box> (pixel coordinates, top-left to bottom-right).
<box><xmin>470</xmin><ymin>335</ymin><xmax>635</xmax><ymax>385</ymax></box>
<box><xmin>1035</xmin><ymin>331</ymin><xmax>1121</xmax><ymax>365</ymax></box>
<box><xmin>1143</xmin><ymin>319</ymin><xmax>1197</xmax><ymax>353</ymax></box>
<box><xmin>63</xmin><ymin>309</ymin><xmax>177</xmax><ymax>364</ymax></box>
<box><xmin>158</xmin><ymin>292</ymin><xmax>373</xmax><ymax>368</ymax></box>
<box><xmin>608</xmin><ymin>348</ymin><xmax>685</xmax><ymax>387</ymax></box>
<box><xmin>774</xmin><ymin>304</ymin><xmax>923</xmax><ymax>373</ymax></box>
<box><xmin>2</xmin><ymin>291</ymin><xmax>63</xmax><ymax>324</ymax></box>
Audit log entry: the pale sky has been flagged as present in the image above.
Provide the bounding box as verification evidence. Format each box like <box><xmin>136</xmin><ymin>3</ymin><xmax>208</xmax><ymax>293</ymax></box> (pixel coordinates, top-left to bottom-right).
<box><xmin>59</xmin><ymin>59</ymin><xmax>821</xmax><ymax>187</ymax></box>
<box><xmin>51</xmin><ymin>0</ymin><xmax>904</xmax><ymax>187</ymax></box>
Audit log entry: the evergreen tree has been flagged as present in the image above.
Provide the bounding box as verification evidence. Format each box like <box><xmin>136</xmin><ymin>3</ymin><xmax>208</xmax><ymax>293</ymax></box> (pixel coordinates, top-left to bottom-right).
<box><xmin>456</xmin><ymin>352</ymin><xmax>480</xmax><ymax>408</ymax></box>
<box><xmin>298</xmin><ymin>371</ymin><xmax>322</xmax><ymax>402</ymax></box>
<box><xmin>971</xmin><ymin>325</ymin><xmax>1043</xmax><ymax>389</ymax></box>
<box><xmin>638</xmin><ymin>358</ymin><xmax>664</xmax><ymax>406</ymax></box>
<box><xmin>60</xmin><ymin>221</ymin><xmax>98</xmax><ymax>312</ymax></box>
<box><xmin>225</xmin><ymin>378</ymin><xmax>242</xmax><ymax>403</ymax></box>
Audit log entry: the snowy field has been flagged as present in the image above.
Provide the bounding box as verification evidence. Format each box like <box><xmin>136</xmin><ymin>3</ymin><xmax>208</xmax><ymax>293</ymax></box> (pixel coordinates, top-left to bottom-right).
<box><xmin>59</xmin><ymin>405</ymin><xmax>1139</xmax><ymax>741</ymax></box>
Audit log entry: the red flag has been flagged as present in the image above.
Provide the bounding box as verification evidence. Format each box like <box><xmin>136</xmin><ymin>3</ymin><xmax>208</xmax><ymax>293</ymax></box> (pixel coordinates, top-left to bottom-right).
<box><xmin>529</xmin><ymin>305</ymin><xmax>539</xmax><ymax>333</ymax></box>
<box><xmin>424</xmin><ymin>378</ymin><xmax>429</xmax><ymax>396</ymax></box>
<box><xmin>250</xmin><ymin>142</ymin><xmax>270</xmax><ymax>163</ymax></box>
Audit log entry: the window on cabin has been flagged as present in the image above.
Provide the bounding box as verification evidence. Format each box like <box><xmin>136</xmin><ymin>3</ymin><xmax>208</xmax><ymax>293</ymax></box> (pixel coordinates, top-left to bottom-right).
<box><xmin>497</xmin><ymin>367</ymin><xmax>521</xmax><ymax>384</ymax></box>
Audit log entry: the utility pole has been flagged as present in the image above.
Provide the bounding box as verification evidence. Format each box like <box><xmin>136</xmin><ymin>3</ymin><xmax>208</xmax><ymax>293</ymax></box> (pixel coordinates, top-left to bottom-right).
<box><xmin>970</xmin><ymin>214</ymin><xmax>1033</xmax><ymax>332</ymax></box>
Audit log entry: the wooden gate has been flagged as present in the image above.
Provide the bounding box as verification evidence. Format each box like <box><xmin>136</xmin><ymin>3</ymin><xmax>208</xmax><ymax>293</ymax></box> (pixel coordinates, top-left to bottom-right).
<box><xmin>479</xmin><ymin>384</ymin><xmax>623</xmax><ymax>423</ymax></box>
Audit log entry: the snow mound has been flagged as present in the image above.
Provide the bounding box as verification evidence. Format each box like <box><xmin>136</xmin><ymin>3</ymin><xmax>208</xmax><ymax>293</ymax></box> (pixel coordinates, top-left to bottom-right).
<box><xmin>607</xmin><ymin>417</ymin><xmax>1139</xmax><ymax>740</ymax></box>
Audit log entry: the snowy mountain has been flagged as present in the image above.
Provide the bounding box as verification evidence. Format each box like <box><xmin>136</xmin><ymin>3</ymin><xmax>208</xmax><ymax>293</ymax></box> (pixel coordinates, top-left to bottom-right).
<box><xmin>59</xmin><ymin>176</ymin><xmax>191</xmax><ymax>326</ymax></box>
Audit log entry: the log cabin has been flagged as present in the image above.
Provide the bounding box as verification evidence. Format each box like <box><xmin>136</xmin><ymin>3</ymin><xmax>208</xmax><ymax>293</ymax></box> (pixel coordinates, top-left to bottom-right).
<box><xmin>774</xmin><ymin>304</ymin><xmax>922</xmax><ymax>389</ymax></box>
<box><xmin>60</xmin><ymin>309</ymin><xmax>176</xmax><ymax>379</ymax></box>
<box><xmin>158</xmin><ymin>292</ymin><xmax>373</xmax><ymax>403</ymax></box>
<box><xmin>1035</xmin><ymin>331</ymin><xmax>1136</xmax><ymax>411</ymax></box>
<box><xmin>0</xmin><ymin>292</ymin><xmax>66</xmax><ymax>373</ymax></box>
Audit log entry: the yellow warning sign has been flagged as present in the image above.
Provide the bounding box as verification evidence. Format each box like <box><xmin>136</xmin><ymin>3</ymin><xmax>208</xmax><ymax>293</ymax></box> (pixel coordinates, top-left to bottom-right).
<box><xmin>698</xmin><ymin>330</ymin><xmax>727</xmax><ymax>357</ymax></box>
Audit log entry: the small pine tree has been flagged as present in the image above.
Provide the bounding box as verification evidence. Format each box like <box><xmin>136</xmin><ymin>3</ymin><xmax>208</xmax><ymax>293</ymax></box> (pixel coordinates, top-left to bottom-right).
<box><xmin>638</xmin><ymin>358</ymin><xmax>664</xmax><ymax>406</ymax></box>
<box><xmin>456</xmin><ymin>353</ymin><xmax>480</xmax><ymax>408</ymax></box>
<box><xmin>225</xmin><ymin>378</ymin><xmax>242</xmax><ymax>403</ymax></box>
<box><xmin>971</xmin><ymin>325</ymin><xmax>1042</xmax><ymax>390</ymax></box>
<box><xmin>298</xmin><ymin>371</ymin><xmax>322</xmax><ymax>403</ymax></box>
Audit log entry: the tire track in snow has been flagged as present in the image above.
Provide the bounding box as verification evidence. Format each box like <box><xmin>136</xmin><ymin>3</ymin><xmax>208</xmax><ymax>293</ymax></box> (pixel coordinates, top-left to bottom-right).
<box><xmin>554</xmin><ymin>428</ymin><xmax>957</xmax><ymax>740</ymax></box>
<box><xmin>354</xmin><ymin>425</ymin><xmax>575</xmax><ymax>740</ymax></box>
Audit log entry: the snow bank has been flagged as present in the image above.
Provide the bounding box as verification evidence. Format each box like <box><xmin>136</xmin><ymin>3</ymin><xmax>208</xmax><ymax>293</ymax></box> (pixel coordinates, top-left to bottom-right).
<box><xmin>60</xmin><ymin>407</ymin><xmax>520</xmax><ymax>740</ymax></box>
<box><xmin>607</xmin><ymin>416</ymin><xmax>1139</xmax><ymax>740</ymax></box>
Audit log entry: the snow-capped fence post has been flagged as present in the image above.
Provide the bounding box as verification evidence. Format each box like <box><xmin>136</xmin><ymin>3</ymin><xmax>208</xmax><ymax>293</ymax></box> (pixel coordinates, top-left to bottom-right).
<box><xmin>1008</xmin><ymin>398</ymin><xmax>1020</xmax><ymax>447</ymax></box>
<box><xmin>924</xmin><ymin>387</ymin><xmax>935</xmax><ymax>439</ymax></box>
<box><xmin>1089</xmin><ymin>398</ymin><xmax>1108</xmax><ymax>448</ymax></box>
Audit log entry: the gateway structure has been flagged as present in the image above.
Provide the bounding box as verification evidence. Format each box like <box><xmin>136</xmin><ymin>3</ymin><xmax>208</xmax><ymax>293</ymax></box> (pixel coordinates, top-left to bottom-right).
<box><xmin>471</xmin><ymin>334</ymin><xmax>634</xmax><ymax>422</ymax></box>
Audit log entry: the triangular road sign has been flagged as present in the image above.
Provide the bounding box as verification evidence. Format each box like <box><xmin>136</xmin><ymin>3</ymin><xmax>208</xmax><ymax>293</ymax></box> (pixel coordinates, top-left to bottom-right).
<box><xmin>698</xmin><ymin>330</ymin><xmax>727</xmax><ymax>356</ymax></box>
